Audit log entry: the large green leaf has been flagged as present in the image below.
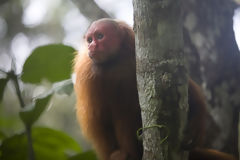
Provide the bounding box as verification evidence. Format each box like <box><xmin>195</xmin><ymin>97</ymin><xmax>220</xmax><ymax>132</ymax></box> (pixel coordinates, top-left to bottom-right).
<box><xmin>21</xmin><ymin>44</ymin><xmax>75</xmax><ymax>84</ymax></box>
<box><xmin>0</xmin><ymin>132</ymin><xmax>27</xmax><ymax>160</ymax></box>
<box><xmin>32</xmin><ymin>127</ymin><xmax>82</xmax><ymax>160</ymax></box>
<box><xmin>0</xmin><ymin>78</ymin><xmax>8</xmax><ymax>102</ymax></box>
<box><xmin>0</xmin><ymin>127</ymin><xmax>82</xmax><ymax>160</ymax></box>
<box><xmin>0</xmin><ymin>130</ymin><xmax>6</xmax><ymax>141</ymax></box>
<box><xmin>19</xmin><ymin>94</ymin><xmax>52</xmax><ymax>127</ymax></box>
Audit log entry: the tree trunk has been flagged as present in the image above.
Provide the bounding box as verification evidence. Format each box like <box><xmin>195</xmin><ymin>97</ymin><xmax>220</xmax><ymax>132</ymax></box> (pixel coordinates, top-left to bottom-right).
<box><xmin>183</xmin><ymin>0</ymin><xmax>240</xmax><ymax>157</ymax></box>
<box><xmin>133</xmin><ymin>0</ymin><xmax>188</xmax><ymax>159</ymax></box>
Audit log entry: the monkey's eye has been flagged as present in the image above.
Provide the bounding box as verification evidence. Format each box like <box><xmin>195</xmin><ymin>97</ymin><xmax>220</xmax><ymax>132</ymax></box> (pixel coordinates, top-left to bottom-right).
<box><xmin>96</xmin><ymin>33</ymin><xmax>104</xmax><ymax>40</ymax></box>
<box><xmin>87</xmin><ymin>37</ymin><xmax>93</xmax><ymax>43</ymax></box>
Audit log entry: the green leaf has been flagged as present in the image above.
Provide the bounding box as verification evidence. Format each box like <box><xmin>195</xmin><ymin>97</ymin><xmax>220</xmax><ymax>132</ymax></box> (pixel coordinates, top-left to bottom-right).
<box><xmin>68</xmin><ymin>151</ymin><xmax>97</xmax><ymax>160</ymax></box>
<box><xmin>0</xmin><ymin>127</ymin><xmax>82</xmax><ymax>160</ymax></box>
<box><xmin>51</xmin><ymin>79</ymin><xmax>73</xmax><ymax>95</ymax></box>
<box><xmin>0</xmin><ymin>130</ymin><xmax>6</xmax><ymax>141</ymax></box>
<box><xmin>0</xmin><ymin>78</ymin><xmax>8</xmax><ymax>102</ymax></box>
<box><xmin>0</xmin><ymin>132</ymin><xmax>27</xmax><ymax>160</ymax></box>
<box><xmin>32</xmin><ymin>127</ymin><xmax>82</xmax><ymax>160</ymax></box>
<box><xmin>21</xmin><ymin>44</ymin><xmax>75</xmax><ymax>84</ymax></box>
<box><xmin>19</xmin><ymin>94</ymin><xmax>52</xmax><ymax>127</ymax></box>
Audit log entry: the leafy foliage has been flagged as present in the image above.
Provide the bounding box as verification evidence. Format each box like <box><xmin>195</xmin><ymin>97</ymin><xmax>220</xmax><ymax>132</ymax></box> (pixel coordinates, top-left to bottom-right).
<box><xmin>21</xmin><ymin>44</ymin><xmax>75</xmax><ymax>84</ymax></box>
<box><xmin>0</xmin><ymin>44</ymin><xmax>97</xmax><ymax>160</ymax></box>
<box><xmin>19</xmin><ymin>94</ymin><xmax>52</xmax><ymax>127</ymax></box>
<box><xmin>0</xmin><ymin>127</ymin><xmax>82</xmax><ymax>160</ymax></box>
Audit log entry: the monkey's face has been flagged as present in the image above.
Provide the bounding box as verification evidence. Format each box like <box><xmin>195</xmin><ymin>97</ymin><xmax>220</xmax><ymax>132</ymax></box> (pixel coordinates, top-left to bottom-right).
<box><xmin>85</xmin><ymin>20</ymin><xmax>122</xmax><ymax>64</ymax></box>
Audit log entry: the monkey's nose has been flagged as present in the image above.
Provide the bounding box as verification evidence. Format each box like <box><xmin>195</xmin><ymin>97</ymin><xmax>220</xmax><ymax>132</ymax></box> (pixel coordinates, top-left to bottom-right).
<box><xmin>88</xmin><ymin>42</ymin><xmax>97</xmax><ymax>51</ymax></box>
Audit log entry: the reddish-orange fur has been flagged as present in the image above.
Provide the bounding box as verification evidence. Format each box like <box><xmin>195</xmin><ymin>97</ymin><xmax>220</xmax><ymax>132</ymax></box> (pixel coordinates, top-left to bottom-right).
<box><xmin>189</xmin><ymin>148</ymin><xmax>237</xmax><ymax>160</ymax></box>
<box><xmin>74</xmin><ymin>19</ymin><xmax>142</xmax><ymax>160</ymax></box>
<box><xmin>182</xmin><ymin>79</ymin><xmax>207</xmax><ymax>149</ymax></box>
<box><xmin>74</xmin><ymin>18</ymin><xmax>237</xmax><ymax>160</ymax></box>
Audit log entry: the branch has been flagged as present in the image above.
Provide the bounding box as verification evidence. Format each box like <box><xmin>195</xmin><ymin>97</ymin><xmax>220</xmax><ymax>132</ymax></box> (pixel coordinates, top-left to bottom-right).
<box><xmin>10</xmin><ymin>71</ymin><xmax>35</xmax><ymax>160</ymax></box>
<box><xmin>71</xmin><ymin>0</ymin><xmax>111</xmax><ymax>22</ymax></box>
<box><xmin>11</xmin><ymin>73</ymin><xmax>25</xmax><ymax>108</ymax></box>
<box><xmin>26</xmin><ymin>126</ymin><xmax>35</xmax><ymax>160</ymax></box>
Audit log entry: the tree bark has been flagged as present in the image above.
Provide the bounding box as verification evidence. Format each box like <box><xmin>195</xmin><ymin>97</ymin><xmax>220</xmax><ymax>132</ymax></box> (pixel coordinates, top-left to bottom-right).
<box><xmin>183</xmin><ymin>0</ymin><xmax>240</xmax><ymax>157</ymax></box>
<box><xmin>133</xmin><ymin>0</ymin><xmax>188</xmax><ymax>159</ymax></box>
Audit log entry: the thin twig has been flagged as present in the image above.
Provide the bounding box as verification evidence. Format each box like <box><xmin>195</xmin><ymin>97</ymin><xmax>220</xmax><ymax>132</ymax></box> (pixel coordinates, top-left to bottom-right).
<box><xmin>11</xmin><ymin>71</ymin><xmax>35</xmax><ymax>160</ymax></box>
<box><xmin>26</xmin><ymin>126</ymin><xmax>35</xmax><ymax>160</ymax></box>
<box><xmin>12</xmin><ymin>72</ymin><xmax>25</xmax><ymax>108</ymax></box>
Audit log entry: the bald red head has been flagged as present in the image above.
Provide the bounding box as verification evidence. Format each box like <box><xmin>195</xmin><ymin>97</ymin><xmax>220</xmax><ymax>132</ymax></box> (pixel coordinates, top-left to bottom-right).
<box><xmin>85</xmin><ymin>19</ymin><xmax>124</xmax><ymax>64</ymax></box>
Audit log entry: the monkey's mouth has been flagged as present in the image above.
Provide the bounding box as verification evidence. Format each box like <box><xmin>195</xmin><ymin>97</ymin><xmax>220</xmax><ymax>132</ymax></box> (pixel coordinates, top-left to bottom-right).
<box><xmin>89</xmin><ymin>51</ymin><xmax>98</xmax><ymax>59</ymax></box>
<box><xmin>89</xmin><ymin>51</ymin><xmax>103</xmax><ymax>63</ymax></box>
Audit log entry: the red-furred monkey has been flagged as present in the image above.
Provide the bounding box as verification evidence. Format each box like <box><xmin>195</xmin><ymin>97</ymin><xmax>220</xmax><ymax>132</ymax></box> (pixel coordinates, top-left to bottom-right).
<box><xmin>73</xmin><ymin>18</ymin><xmax>237</xmax><ymax>160</ymax></box>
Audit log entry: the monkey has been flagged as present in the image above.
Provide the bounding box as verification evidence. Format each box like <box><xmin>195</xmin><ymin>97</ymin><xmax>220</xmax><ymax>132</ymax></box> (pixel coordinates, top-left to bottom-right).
<box><xmin>73</xmin><ymin>18</ymin><xmax>237</xmax><ymax>160</ymax></box>
<box><xmin>74</xmin><ymin>19</ymin><xmax>142</xmax><ymax>160</ymax></box>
